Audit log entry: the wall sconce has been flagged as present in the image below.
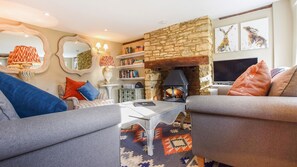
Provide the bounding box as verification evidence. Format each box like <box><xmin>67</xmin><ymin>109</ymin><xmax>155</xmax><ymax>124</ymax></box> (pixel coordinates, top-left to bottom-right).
<box><xmin>103</xmin><ymin>44</ymin><xmax>108</xmax><ymax>51</ymax></box>
<box><xmin>96</xmin><ymin>42</ymin><xmax>101</xmax><ymax>49</ymax></box>
<box><xmin>95</xmin><ymin>42</ymin><xmax>108</xmax><ymax>54</ymax></box>
<box><xmin>7</xmin><ymin>45</ymin><xmax>41</xmax><ymax>81</ymax></box>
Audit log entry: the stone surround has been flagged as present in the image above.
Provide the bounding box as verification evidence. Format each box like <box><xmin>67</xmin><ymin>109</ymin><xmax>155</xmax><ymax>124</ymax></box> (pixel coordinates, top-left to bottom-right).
<box><xmin>144</xmin><ymin>16</ymin><xmax>213</xmax><ymax>100</ymax></box>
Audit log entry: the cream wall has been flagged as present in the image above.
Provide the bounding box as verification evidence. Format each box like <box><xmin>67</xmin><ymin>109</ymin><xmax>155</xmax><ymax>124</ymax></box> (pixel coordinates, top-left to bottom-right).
<box><xmin>0</xmin><ymin>18</ymin><xmax>122</xmax><ymax>101</ymax></box>
<box><xmin>213</xmin><ymin>0</ymin><xmax>294</xmax><ymax>69</ymax></box>
<box><xmin>273</xmin><ymin>0</ymin><xmax>293</xmax><ymax>67</ymax></box>
<box><xmin>291</xmin><ymin>0</ymin><xmax>297</xmax><ymax>64</ymax></box>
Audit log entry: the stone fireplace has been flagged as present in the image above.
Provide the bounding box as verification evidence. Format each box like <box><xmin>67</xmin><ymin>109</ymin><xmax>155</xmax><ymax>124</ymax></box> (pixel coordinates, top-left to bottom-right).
<box><xmin>144</xmin><ymin>16</ymin><xmax>213</xmax><ymax>100</ymax></box>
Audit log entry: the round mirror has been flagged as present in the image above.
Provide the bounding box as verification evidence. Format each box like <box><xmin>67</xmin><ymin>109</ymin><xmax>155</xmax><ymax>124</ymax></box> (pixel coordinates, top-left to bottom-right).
<box><xmin>0</xmin><ymin>24</ymin><xmax>50</xmax><ymax>74</ymax></box>
<box><xmin>56</xmin><ymin>35</ymin><xmax>97</xmax><ymax>76</ymax></box>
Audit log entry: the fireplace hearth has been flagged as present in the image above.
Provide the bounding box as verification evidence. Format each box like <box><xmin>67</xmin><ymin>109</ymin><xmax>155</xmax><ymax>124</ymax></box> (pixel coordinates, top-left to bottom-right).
<box><xmin>163</xmin><ymin>70</ymin><xmax>188</xmax><ymax>102</ymax></box>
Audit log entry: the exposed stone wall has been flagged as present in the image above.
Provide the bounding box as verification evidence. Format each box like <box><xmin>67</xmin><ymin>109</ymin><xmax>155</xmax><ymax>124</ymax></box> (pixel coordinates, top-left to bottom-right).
<box><xmin>144</xmin><ymin>16</ymin><xmax>213</xmax><ymax>99</ymax></box>
<box><xmin>144</xmin><ymin>16</ymin><xmax>212</xmax><ymax>61</ymax></box>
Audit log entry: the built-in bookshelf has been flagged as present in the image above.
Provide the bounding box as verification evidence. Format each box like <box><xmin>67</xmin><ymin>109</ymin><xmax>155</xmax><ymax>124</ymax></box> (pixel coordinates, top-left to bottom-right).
<box><xmin>116</xmin><ymin>50</ymin><xmax>144</xmax><ymax>80</ymax></box>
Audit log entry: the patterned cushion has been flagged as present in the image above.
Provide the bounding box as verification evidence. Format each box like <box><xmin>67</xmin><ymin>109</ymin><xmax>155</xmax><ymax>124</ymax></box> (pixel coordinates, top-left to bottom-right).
<box><xmin>271</xmin><ymin>67</ymin><xmax>290</xmax><ymax>78</ymax></box>
<box><xmin>227</xmin><ymin>60</ymin><xmax>271</xmax><ymax>96</ymax></box>
<box><xmin>75</xmin><ymin>99</ymin><xmax>114</xmax><ymax>109</ymax></box>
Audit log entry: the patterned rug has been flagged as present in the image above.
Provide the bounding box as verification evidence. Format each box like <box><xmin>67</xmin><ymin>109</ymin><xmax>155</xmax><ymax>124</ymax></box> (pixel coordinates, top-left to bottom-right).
<box><xmin>120</xmin><ymin>122</ymin><xmax>231</xmax><ymax>167</ymax></box>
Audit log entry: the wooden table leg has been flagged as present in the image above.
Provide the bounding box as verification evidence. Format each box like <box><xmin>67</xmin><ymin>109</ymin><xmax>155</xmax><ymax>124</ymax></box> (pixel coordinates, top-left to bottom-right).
<box><xmin>197</xmin><ymin>156</ymin><xmax>205</xmax><ymax>167</ymax></box>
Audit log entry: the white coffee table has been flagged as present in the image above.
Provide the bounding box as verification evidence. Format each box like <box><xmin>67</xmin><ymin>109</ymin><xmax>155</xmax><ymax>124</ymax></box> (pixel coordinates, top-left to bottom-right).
<box><xmin>119</xmin><ymin>100</ymin><xmax>186</xmax><ymax>156</ymax></box>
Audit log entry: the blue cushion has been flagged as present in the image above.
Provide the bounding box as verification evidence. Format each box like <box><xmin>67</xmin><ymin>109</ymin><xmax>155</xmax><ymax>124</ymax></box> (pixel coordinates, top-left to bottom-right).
<box><xmin>77</xmin><ymin>81</ymin><xmax>99</xmax><ymax>101</ymax></box>
<box><xmin>0</xmin><ymin>72</ymin><xmax>67</xmax><ymax>118</ymax></box>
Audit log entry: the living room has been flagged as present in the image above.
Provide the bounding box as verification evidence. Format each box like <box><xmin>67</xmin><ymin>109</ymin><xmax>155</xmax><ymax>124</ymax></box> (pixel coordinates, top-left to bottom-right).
<box><xmin>0</xmin><ymin>0</ymin><xmax>296</xmax><ymax>167</ymax></box>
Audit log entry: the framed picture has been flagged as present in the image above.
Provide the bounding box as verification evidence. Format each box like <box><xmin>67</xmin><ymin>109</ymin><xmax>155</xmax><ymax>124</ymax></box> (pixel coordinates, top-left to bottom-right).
<box><xmin>241</xmin><ymin>18</ymin><xmax>269</xmax><ymax>50</ymax></box>
<box><xmin>215</xmin><ymin>24</ymin><xmax>238</xmax><ymax>53</ymax></box>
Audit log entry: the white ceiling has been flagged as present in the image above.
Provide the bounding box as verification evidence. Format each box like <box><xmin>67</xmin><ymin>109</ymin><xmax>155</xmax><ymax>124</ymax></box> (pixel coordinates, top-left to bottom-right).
<box><xmin>0</xmin><ymin>0</ymin><xmax>277</xmax><ymax>43</ymax></box>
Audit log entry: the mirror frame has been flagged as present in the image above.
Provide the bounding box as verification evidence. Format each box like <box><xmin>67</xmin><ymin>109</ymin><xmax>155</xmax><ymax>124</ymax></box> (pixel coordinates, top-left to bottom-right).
<box><xmin>56</xmin><ymin>35</ymin><xmax>97</xmax><ymax>76</ymax></box>
<box><xmin>0</xmin><ymin>24</ymin><xmax>51</xmax><ymax>74</ymax></box>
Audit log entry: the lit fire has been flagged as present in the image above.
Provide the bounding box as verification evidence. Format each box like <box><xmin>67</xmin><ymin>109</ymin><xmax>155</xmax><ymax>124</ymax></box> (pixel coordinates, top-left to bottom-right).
<box><xmin>165</xmin><ymin>88</ymin><xmax>183</xmax><ymax>98</ymax></box>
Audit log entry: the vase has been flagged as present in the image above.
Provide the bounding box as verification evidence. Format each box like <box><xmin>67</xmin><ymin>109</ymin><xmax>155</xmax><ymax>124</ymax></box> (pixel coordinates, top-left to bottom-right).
<box><xmin>103</xmin><ymin>66</ymin><xmax>113</xmax><ymax>84</ymax></box>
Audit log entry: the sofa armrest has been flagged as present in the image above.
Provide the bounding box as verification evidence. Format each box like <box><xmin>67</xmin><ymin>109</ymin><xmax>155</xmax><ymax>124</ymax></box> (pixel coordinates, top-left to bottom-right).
<box><xmin>64</xmin><ymin>97</ymin><xmax>80</xmax><ymax>110</ymax></box>
<box><xmin>97</xmin><ymin>88</ymin><xmax>108</xmax><ymax>100</ymax></box>
<box><xmin>57</xmin><ymin>84</ymin><xmax>65</xmax><ymax>99</ymax></box>
<box><xmin>0</xmin><ymin>105</ymin><xmax>121</xmax><ymax>161</ymax></box>
<box><xmin>186</xmin><ymin>95</ymin><xmax>297</xmax><ymax>123</ymax></box>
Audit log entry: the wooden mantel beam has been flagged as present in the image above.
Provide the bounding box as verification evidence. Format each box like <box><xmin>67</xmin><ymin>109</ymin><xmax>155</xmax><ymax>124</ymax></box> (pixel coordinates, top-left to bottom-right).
<box><xmin>144</xmin><ymin>56</ymin><xmax>209</xmax><ymax>69</ymax></box>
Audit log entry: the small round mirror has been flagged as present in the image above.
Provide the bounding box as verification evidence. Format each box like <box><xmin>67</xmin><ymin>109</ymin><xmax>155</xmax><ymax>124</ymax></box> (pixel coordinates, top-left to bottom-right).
<box><xmin>63</xmin><ymin>41</ymin><xmax>92</xmax><ymax>70</ymax></box>
<box><xmin>56</xmin><ymin>35</ymin><xmax>97</xmax><ymax>76</ymax></box>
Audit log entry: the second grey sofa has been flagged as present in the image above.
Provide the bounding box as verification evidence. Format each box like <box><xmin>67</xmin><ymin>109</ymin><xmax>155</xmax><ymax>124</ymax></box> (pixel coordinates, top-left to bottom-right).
<box><xmin>0</xmin><ymin>105</ymin><xmax>121</xmax><ymax>167</ymax></box>
<box><xmin>187</xmin><ymin>66</ymin><xmax>297</xmax><ymax>167</ymax></box>
<box><xmin>187</xmin><ymin>95</ymin><xmax>297</xmax><ymax>167</ymax></box>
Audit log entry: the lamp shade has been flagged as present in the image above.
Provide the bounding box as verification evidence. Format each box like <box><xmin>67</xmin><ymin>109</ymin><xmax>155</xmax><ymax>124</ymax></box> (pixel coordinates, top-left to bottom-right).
<box><xmin>8</xmin><ymin>46</ymin><xmax>41</xmax><ymax>65</ymax></box>
<box><xmin>100</xmin><ymin>54</ymin><xmax>114</xmax><ymax>67</ymax></box>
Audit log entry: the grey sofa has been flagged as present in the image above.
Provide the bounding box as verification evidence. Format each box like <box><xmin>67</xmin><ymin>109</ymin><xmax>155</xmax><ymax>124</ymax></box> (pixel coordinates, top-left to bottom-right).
<box><xmin>187</xmin><ymin>86</ymin><xmax>297</xmax><ymax>167</ymax></box>
<box><xmin>0</xmin><ymin>105</ymin><xmax>121</xmax><ymax>167</ymax></box>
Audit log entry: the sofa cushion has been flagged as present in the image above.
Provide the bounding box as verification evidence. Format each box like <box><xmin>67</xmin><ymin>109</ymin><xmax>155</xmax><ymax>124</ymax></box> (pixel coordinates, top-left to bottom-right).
<box><xmin>0</xmin><ymin>91</ymin><xmax>19</xmax><ymax>121</ymax></box>
<box><xmin>78</xmin><ymin>81</ymin><xmax>99</xmax><ymax>101</ymax></box>
<box><xmin>228</xmin><ymin>60</ymin><xmax>271</xmax><ymax>96</ymax></box>
<box><xmin>271</xmin><ymin>67</ymin><xmax>289</xmax><ymax>78</ymax></box>
<box><xmin>269</xmin><ymin>65</ymin><xmax>297</xmax><ymax>96</ymax></box>
<box><xmin>63</xmin><ymin>77</ymin><xmax>86</xmax><ymax>100</ymax></box>
<box><xmin>0</xmin><ymin>72</ymin><xmax>67</xmax><ymax>118</ymax></box>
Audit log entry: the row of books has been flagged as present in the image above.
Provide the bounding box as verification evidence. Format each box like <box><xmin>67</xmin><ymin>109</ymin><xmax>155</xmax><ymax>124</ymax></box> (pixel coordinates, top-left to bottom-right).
<box><xmin>120</xmin><ymin>58</ymin><xmax>144</xmax><ymax>66</ymax></box>
<box><xmin>119</xmin><ymin>70</ymin><xmax>139</xmax><ymax>78</ymax></box>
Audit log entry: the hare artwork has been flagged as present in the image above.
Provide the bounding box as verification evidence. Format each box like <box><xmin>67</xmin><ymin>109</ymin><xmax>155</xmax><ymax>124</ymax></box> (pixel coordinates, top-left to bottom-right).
<box><xmin>243</xmin><ymin>26</ymin><xmax>267</xmax><ymax>48</ymax></box>
<box><xmin>241</xmin><ymin>18</ymin><xmax>269</xmax><ymax>50</ymax></box>
<box><xmin>217</xmin><ymin>25</ymin><xmax>235</xmax><ymax>53</ymax></box>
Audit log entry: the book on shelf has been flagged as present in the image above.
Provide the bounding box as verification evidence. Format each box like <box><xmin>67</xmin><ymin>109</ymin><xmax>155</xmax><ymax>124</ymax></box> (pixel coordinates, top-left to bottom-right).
<box><xmin>119</xmin><ymin>69</ymin><xmax>139</xmax><ymax>79</ymax></box>
<box><xmin>133</xmin><ymin>59</ymin><xmax>144</xmax><ymax>64</ymax></box>
<box><xmin>120</xmin><ymin>58</ymin><xmax>144</xmax><ymax>66</ymax></box>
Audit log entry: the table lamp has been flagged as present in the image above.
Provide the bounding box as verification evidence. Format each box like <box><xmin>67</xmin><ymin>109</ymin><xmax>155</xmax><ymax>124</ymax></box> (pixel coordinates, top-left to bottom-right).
<box><xmin>99</xmin><ymin>54</ymin><xmax>115</xmax><ymax>84</ymax></box>
<box><xmin>7</xmin><ymin>45</ymin><xmax>41</xmax><ymax>81</ymax></box>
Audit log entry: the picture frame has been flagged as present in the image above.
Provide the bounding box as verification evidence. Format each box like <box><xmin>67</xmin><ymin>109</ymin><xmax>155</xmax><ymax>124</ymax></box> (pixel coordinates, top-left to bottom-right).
<box><xmin>215</xmin><ymin>24</ymin><xmax>239</xmax><ymax>53</ymax></box>
<box><xmin>241</xmin><ymin>18</ymin><xmax>269</xmax><ymax>50</ymax></box>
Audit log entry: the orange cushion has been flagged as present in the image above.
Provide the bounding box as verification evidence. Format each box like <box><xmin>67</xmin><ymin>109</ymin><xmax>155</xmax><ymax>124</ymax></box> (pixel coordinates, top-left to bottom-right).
<box><xmin>63</xmin><ymin>77</ymin><xmax>86</xmax><ymax>100</ymax></box>
<box><xmin>227</xmin><ymin>60</ymin><xmax>271</xmax><ymax>96</ymax></box>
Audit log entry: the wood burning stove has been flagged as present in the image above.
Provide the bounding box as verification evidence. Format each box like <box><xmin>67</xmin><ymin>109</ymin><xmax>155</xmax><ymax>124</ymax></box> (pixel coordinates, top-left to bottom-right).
<box><xmin>163</xmin><ymin>70</ymin><xmax>188</xmax><ymax>102</ymax></box>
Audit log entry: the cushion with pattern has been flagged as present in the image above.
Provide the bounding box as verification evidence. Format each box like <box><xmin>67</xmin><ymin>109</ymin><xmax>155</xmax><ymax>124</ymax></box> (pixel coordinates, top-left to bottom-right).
<box><xmin>227</xmin><ymin>60</ymin><xmax>271</xmax><ymax>96</ymax></box>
